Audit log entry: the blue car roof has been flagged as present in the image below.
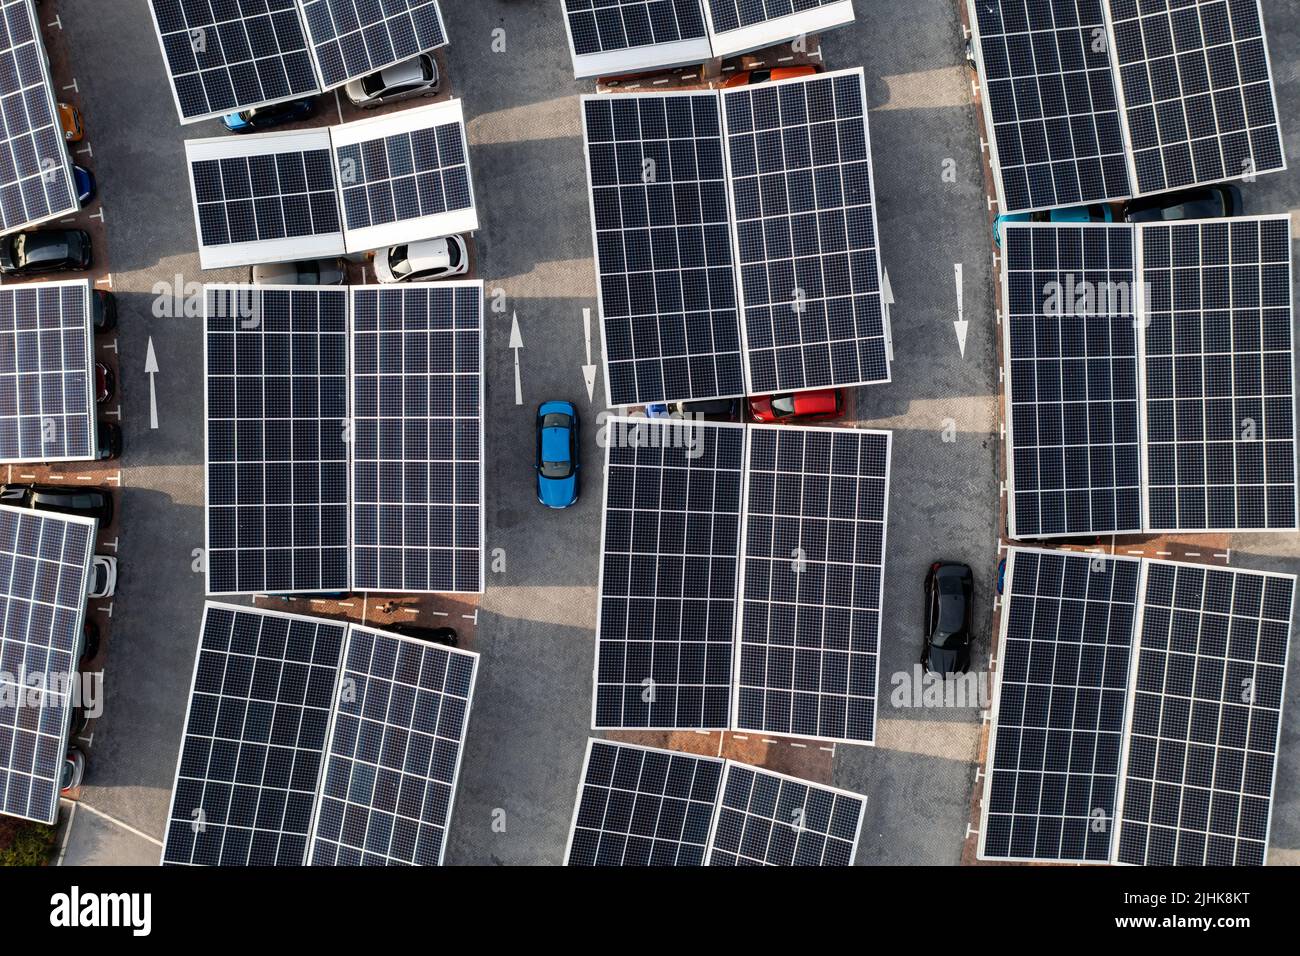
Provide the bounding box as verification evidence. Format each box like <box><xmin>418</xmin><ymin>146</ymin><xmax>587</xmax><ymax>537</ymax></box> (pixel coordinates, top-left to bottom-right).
<box><xmin>539</xmin><ymin>400</ymin><xmax>576</xmax><ymax>416</ymax></box>
<box><xmin>541</xmin><ymin>427</ymin><xmax>570</xmax><ymax>463</ymax></box>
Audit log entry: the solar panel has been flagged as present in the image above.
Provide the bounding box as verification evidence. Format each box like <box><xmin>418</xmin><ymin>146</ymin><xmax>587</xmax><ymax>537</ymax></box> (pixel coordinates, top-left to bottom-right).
<box><xmin>186</xmin><ymin>130</ymin><xmax>346</xmax><ymax>270</ymax></box>
<box><xmin>204</xmin><ymin>286</ymin><xmax>350</xmax><ymax>596</ymax></box>
<box><xmin>706</xmin><ymin>762</ymin><xmax>864</xmax><ymax>865</ymax></box>
<box><xmin>146</xmin><ymin>0</ymin><xmax>321</xmax><ymax>124</ymax></box>
<box><xmin>979</xmin><ymin>548</ymin><xmax>1140</xmax><ymax>862</ymax></box>
<box><xmin>161</xmin><ymin>604</ymin><xmax>347</xmax><ymax>865</ymax></box>
<box><xmin>332</xmin><ymin>99</ymin><xmax>477</xmax><ymax>254</ymax></box>
<box><xmin>562</xmin><ymin>0</ymin><xmax>713</xmax><ymax>80</ymax></box>
<box><xmin>0</xmin><ymin>505</ymin><xmax>94</xmax><ymax>824</ymax></box>
<box><xmin>564</xmin><ymin>739</ymin><xmax>724</xmax><ymax>866</ymax></box>
<box><xmin>1115</xmin><ymin>561</ymin><xmax>1294</xmax><ymax>866</ymax></box>
<box><xmin>308</xmin><ymin>624</ymin><xmax>478</xmax><ymax>866</ymax></box>
<box><xmin>300</xmin><ymin>0</ymin><xmax>447</xmax><ymax>90</ymax></box>
<box><xmin>703</xmin><ymin>0</ymin><xmax>857</xmax><ymax>59</ymax></box>
<box><xmin>969</xmin><ymin>0</ymin><xmax>1133</xmax><ymax>213</ymax></box>
<box><xmin>733</xmin><ymin>425</ymin><xmax>889</xmax><ymax>744</ymax></box>
<box><xmin>582</xmin><ymin>91</ymin><xmax>745</xmax><ymax>406</ymax></box>
<box><xmin>722</xmin><ymin>68</ymin><xmax>890</xmax><ymax>394</ymax></box>
<box><xmin>0</xmin><ymin>0</ymin><xmax>77</xmax><ymax>232</ymax></box>
<box><xmin>1107</xmin><ymin>0</ymin><xmax>1285</xmax><ymax>195</ymax></box>
<box><xmin>595</xmin><ymin>417</ymin><xmax>744</xmax><ymax>729</ymax></box>
<box><xmin>350</xmin><ymin>284</ymin><xmax>483</xmax><ymax>595</ymax></box>
<box><xmin>0</xmin><ymin>281</ymin><xmax>94</xmax><ymax>464</ymax></box>
<box><xmin>1140</xmin><ymin>216</ymin><xmax>1296</xmax><ymax>532</ymax></box>
<box><xmin>1003</xmin><ymin>223</ymin><xmax>1142</xmax><ymax>538</ymax></box>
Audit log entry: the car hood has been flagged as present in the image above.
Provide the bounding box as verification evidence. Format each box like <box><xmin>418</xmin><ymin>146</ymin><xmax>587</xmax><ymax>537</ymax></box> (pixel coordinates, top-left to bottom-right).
<box><xmin>796</xmin><ymin>392</ymin><xmax>839</xmax><ymax>415</ymax></box>
<box><xmin>538</xmin><ymin>473</ymin><xmax>577</xmax><ymax>508</ymax></box>
<box><xmin>926</xmin><ymin>644</ymin><xmax>963</xmax><ymax>676</ymax></box>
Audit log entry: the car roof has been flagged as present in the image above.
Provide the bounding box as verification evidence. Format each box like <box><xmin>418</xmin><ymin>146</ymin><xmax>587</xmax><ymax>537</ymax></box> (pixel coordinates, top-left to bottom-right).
<box><xmin>379</xmin><ymin>56</ymin><xmax>426</xmax><ymax>86</ymax></box>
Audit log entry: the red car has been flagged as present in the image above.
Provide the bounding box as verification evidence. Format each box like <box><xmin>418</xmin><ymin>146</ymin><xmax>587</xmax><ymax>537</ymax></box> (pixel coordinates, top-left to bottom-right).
<box><xmin>95</xmin><ymin>362</ymin><xmax>115</xmax><ymax>404</ymax></box>
<box><xmin>748</xmin><ymin>389</ymin><xmax>844</xmax><ymax>423</ymax></box>
<box><xmin>722</xmin><ymin>65</ymin><xmax>821</xmax><ymax>88</ymax></box>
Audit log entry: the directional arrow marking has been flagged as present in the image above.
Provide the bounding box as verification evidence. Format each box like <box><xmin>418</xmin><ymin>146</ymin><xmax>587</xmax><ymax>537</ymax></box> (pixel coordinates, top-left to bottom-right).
<box><xmin>509</xmin><ymin>312</ymin><xmax>524</xmax><ymax>406</ymax></box>
<box><xmin>144</xmin><ymin>336</ymin><xmax>160</xmax><ymax>429</ymax></box>
<box><xmin>581</xmin><ymin>307</ymin><xmax>597</xmax><ymax>403</ymax></box>
<box><xmin>953</xmin><ymin>263</ymin><xmax>969</xmax><ymax>359</ymax></box>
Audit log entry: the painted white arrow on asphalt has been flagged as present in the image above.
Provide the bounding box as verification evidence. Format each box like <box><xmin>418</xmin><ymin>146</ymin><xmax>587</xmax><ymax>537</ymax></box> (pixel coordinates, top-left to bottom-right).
<box><xmin>581</xmin><ymin>307</ymin><xmax>597</xmax><ymax>403</ymax></box>
<box><xmin>509</xmin><ymin>312</ymin><xmax>524</xmax><ymax>406</ymax></box>
<box><xmin>953</xmin><ymin>263</ymin><xmax>969</xmax><ymax>358</ymax></box>
<box><xmin>144</xmin><ymin>336</ymin><xmax>160</xmax><ymax>429</ymax></box>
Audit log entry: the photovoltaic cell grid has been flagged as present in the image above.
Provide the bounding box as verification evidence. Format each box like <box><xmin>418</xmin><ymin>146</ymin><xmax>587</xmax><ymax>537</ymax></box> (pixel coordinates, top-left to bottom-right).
<box><xmin>191</xmin><ymin>146</ymin><xmax>342</xmax><ymax>250</ymax></box>
<box><xmin>583</xmin><ymin>93</ymin><xmax>744</xmax><ymax>406</ymax></box>
<box><xmin>300</xmin><ymin>0</ymin><xmax>447</xmax><ymax>90</ymax></box>
<box><xmin>0</xmin><ymin>507</ymin><xmax>93</xmax><ymax>825</ymax></box>
<box><xmin>0</xmin><ymin>0</ymin><xmax>76</xmax><ymax>232</ymax></box>
<box><xmin>595</xmin><ymin>419</ymin><xmax>743</xmax><ymax>729</ymax></box>
<box><xmin>705</xmin><ymin>0</ymin><xmax>851</xmax><ymax>37</ymax></box>
<box><xmin>309</xmin><ymin>626</ymin><xmax>476</xmax><ymax>866</ymax></box>
<box><xmin>566</xmin><ymin>740</ymin><xmax>723</xmax><ymax>866</ymax></box>
<box><xmin>735</xmin><ymin>427</ymin><xmax>888</xmax><ymax>744</ymax></box>
<box><xmin>565</xmin><ymin>0</ymin><xmax>707</xmax><ymax>56</ymax></box>
<box><xmin>981</xmin><ymin>550</ymin><xmax>1140</xmax><ymax>862</ymax></box>
<box><xmin>1116</xmin><ymin>562</ymin><xmax>1294</xmax><ymax>866</ymax></box>
<box><xmin>0</xmin><ymin>283</ymin><xmax>93</xmax><ymax>464</ymax></box>
<box><xmin>161</xmin><ymin>605</ymin><xmax>346</xmax><ymax>866</ymax></box>
<box><xmin>205</xmin><ymin>287</ymin><xmax>350</xmax><ymax>595</ymax></box>
<box><xmin>971</xmin><ymin>0</ymin><xmax>1132</xmax><ymax>212</ymax></box>
<box><xmin>147</xmin><ymin>0</ymin><xmax>320</xmax><ymax>123</ymax></box>
<box><xmin>706</xmin><ymin>763</ymin><xmax>864</xmax><ymax>865</ymax></box>
<box><xmin>1108</xmin><ymin>0</ymin><xmax>1285</xmax><ymax>195</ymax></box>
<box><xmin>1003</xmin><ymin>224</ymin><xmax>1142</xmax><ymax>538</ymax></box>
<box><xmin>350</xmin><ymin>285</ymin><xmax>483</xmax><ymax>594</ymax></box>
<box><xmin>1141</xmin><ymin>217</ymin><xmax>1296</xmax><ymax>531</ymax></box>
<box><xmin>723</xmin><ymin>70</ymin><xmax>889</xmax><ymax>394</ymax></box>
<box><xmin>336</xmin><ymin>120</ymin><xmax>471</xmax><ymax>233</ymax></box>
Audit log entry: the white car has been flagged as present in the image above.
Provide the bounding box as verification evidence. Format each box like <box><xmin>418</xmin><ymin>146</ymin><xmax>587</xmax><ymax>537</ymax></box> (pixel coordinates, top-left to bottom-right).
<box><xmin>87</xmin><ymin>555</ymin><xmax>116</xmax><ymax>599</ymax></box>
<box><xmin>373</xmin><ymin>236</ymin><xmax>469</xmax><ymax>283</ymax></box>
<box><xmin>345</xmin><ymin>54</ymin><xmax>440</xmax><ymax>108</ymax></box>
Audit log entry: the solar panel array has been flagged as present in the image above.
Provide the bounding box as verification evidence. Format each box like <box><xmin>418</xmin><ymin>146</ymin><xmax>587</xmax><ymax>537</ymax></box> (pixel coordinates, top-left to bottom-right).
<box><xmin>564</xmin><ymin>0</ymin><xmax>708</xmax><ymax>57</ymax></box>
<box><xmin>299</xmin><ymin>0</ymin><xmax>447</xmax><ymax>90</ymax></box>
<box><xmin>161</xmin><ymin>605</ymin><xmax>347</xmax><ymax>866</ymax></box>
<box><xmin>735</xmin><ymin>426</ymin><xmax>889</xmax><ymax>743</ymax></box>
<box><xmin>309</xmin><ymin>624</ymin><xmax>477</xmax><ymax>865</ymax></box>
<box><xmin>565</xmin><ymin>739</ymin><xmax>723</xmax><ymax>866</ymax></box>
<box><xmin>0</xmin><ymin>0</ymin><xmax>77</xmax><ymax>232</ymax></box>
<box><xmin>350</xmin><ymin>285</ymin><xmax>483</xmax><ymax>594</ymax></box>
<box><xmin>1141</xmin><ymin>216</ymin><xmax>1295</xmax><ymax>531</ymax></box>
<box><xmin>704</xmin><ymin>0</ymin><xmax>857</xmax><ymax>57</ymax></box>
<box><xmin>981</xmin><ymin>550</ymin><xmax>1141</xmax><ymax>862</ymax></box>
<box><xmin>723</xmin><ymin>69</ymin><xmax>889</xmax><ymax>393</ymax></box>
<box><xmin>1116</xmin><ymin>561</ymin><xmax>1294</xmax><ymax>866</ymax></box>
<box><xmin>1108</xmin><ymin>0</ymin><xmax>1285</xmax><ymax>195</ymax></box>
<box><xmin>0</xmin><ymin>281</ymin><xmax>94</xmax><ymax>464</ymax></box>
<box><xmin>1003</xmin><ymin>224</ymin><xmax>1142</xmax><ymax>538</ymax></box>
<box><xmin>0</xmin><ymin>506</ymin><xmax>94</xmax><ymax>825</ymax></box>
<box><xmin>971</xmin><ymin>0</ymin><xmax>1132</xmax><ymax>212</ymax></box>
<box><xmin>706</xmin><ymin>762</ymin><xmax>865</xmax><ymax>865</ymax></box>
<box><xmin>595</xmin><ymin>418</ymin><xmax>743</xmax><ymax>729</ymax></box>
<box><xmin>147</xmin><ymin>0</ymin><xmax>320</xmax><ymax>123</ymax></box>
<box><xmin>205</xmin><ymin>286</ymin><xmax>351</xmax><ymax>595</ymax></box>
<box><xmin>582</xmin><ymin>92</ymin><xmax>745</xmax><ymax>406</ymax></box>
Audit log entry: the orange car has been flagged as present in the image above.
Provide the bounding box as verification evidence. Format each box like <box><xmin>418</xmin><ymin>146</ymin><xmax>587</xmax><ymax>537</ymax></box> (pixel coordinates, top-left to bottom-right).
<box><xmin>722</xmin><ymin>64</ymin><xmax>821</xmax><ymax>88</ymax></box>
<box><xmin>58</xmin><ymin>102</ymin><xmax>83</xmax><ymax>142</ymax></box>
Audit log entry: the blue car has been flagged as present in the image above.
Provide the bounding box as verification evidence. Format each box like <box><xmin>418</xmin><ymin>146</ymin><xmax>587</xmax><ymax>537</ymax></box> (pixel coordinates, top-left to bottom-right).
<box><xmin>537</xmin><ymin>401</ymin><xmax>579</xmax><ymax>508</ymax></box>
<box><xmin>993</xmin><ymin>203</ymin><xmax>1114</xmax><ymax>246</ymax></box>
<box><xmin>73</xmin><ymin>165</ymin><xmax>94</xmax><ymax>206</ymax></box>
<box><xmin>222</xmin><ymin>97</ymin><xmax>316</xmax><ymax>133</ymax></box>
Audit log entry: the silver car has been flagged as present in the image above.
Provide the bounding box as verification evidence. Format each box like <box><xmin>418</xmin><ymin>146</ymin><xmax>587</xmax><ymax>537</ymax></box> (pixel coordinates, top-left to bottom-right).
<box><xmin>251</xmin><ymin>258</ymin><xmax>347</xmax><ymax>285</ymax></box>
<box><xmin>345</xmin><ymin>54</ymin><xmax>440</xmax><ymax>108</ymax></box>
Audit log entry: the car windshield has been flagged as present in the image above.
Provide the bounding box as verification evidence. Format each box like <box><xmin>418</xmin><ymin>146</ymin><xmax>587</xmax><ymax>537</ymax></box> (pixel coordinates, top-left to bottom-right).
<box><xmin>771</xmin><ymin>395</ymin><xmax>796</xmax><ymax>416</ymax></box>
<box><xmin>390</xmin><ymin>246</ymin><xmax>412</xmax><ymax>276</ymax></box>
<box><xmin>541</xmin><ymin>459</ymin><xmax>572</xmax><ymax>479</ymax></box>
<box><xmin>446</xmin><ymin>241</ymin><xmax>461</xmax><ymax>267</ymax></box>
<box><xmin>361</xmin><ymin>73</ymin><xmax>387</xmax><ymax>96</ymax></box>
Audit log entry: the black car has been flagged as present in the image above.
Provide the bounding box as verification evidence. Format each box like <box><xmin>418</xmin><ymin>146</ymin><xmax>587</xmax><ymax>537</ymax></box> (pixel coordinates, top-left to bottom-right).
<box><xmin>1123</xmin><ymin>184</ymin><xmax>1243</xmax><ymax>223</ymax></box>
<box><xmin>93</xmin><ymin>290</ymin><xmax>117</xmax><ymax>333</ymax></box>
<box><xmin>386</xmin><ymin>623</ymin><xmax>459</xmax><ymax>647</ymax></box>
<box><xmin>922</xmin><ymin>562</ymin><xmax>973</xmax><ymax>675</ymax></box>
<box><xmin>223</xmin><ymin>97</ymin><xmax>316</xmax><ymax>132</ymax></box>
<box><xmin>0</xmin><ymin>229</ymin><xmax>92</xmax><ymax>275</ymax></box>
<box><xmin>96</xmin><ymin>422</ymin><xmax>122</xmax><ymax>461</ymax></box>
<box><xmin>0</xmin><ymin>483</ymin><xmax>113</xmax><ymax>524</ymax></box>
<box><xmin>670</xmin><ymin>398</ymin><xmax>742</xmax><ymax>422</ymax></box>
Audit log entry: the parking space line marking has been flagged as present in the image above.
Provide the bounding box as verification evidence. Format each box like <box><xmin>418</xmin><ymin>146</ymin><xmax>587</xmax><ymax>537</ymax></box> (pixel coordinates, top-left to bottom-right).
<box><xmin>76</xmin><ymin>144</ymin><xmax>92</xmax><ymax>158</ymax></box>
<box><xmin>63</xmin><ymin>799</ymin><xmax>164</xmax><ymax>848</ymax></box>
<box><xmin>55</xmin><ymin>801</ymin><xmax>75</xmax><ymax>865</ymax></box>
<box><xmin>62</xmin><ymin>79</ymin><xmax>78</xmax><ymax>93</ymax></box>
<box><xmin>47</xmin><ymin>15</ymin><xmax>63</xmax><ymax>30</ymax></box>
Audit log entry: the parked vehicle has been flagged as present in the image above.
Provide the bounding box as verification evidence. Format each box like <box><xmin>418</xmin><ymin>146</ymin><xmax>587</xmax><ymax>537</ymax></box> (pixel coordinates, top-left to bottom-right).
<box><xmin>993</xmin><ymin>204</ymin><xmax>1114</xmax><ymax>247</ymax></box>
<box><xmin>74</xmin><ymin>165</ymin><xmax>95</xmax><ymax>206</ymax></box>
<box><xmin>722</xmin><ymin>64</ymin><xmax>820</xmax><ymax>88</ymax></box>
<box><xmin>922</xmin><ymin>562</ymin><xmax>974</xmax><ymax>675</ymax></box>
<box><xmin>537</xmin><ymin>400</ymin><xmax>579</xmax><ymax>509</ymax></box>
<box><xmin>61</xmin><ymin>749</ymin><xmax>85</xmax><ymax>793</ymax></box>
<box><xmin>252</xmin><ymin>258</ymin><xmax>347</xmax><ymax>285</ymax></box>
<box><xmin>0</xmin><ymin>484</ymin><xmax>114</xmax><ymax>524</ymax></box>
<box><xmin>373</xmin><ymin>236</ymin><xmax>469</xmax><ymax>283</ymax></box>
<box><xmin>222</xmin><ymin>97</ymin><xmax>316</xmax><ymax>132</ymax></box>
<box><xmin>749</xmin><ymin>389</ymin><xmax>844</xmax><ymax>423</ymax></box>
<box><xmin>0</xmin><ymin>229</ymin><xmax>91</xmax><ymax>275</ymax></box>
<box><xmin>95</xmin><ymin>362</ymin><xmax>114</xmax><ymax>404</ymax></box>
<box><xmin>996</xmin><ymin>558</ymin><xmax>1006</xmax><ymax>596</ymax></box>
<box><xmin>96</xmin><ymin>422</ymin><xmax>122</xmax><ymax>462</ymax></box>
<box><xmin>80</xmin><ymin>619</ymin><xmax>100</xmax><ymax>666</ymax></box>
<box><xmin>672</xmin><ymin>398</ymin><xmax>742</xmax><ymax>422</ymax></box>
<box><xmin>387</xmin><ymin>622</ymin><xmax>459</xmax><ymax>647</ymax></box>
<box><xmin>92</xmin><ymin>290</ymin><xmax>117</xmax><ymax>332</ymax></box>
<box><xmin>1123</xmin><ymin>184</ymin><xmax>1243</xmax><ymax>222</ymax></box>
<box><xmin>59</xmin><ymin>102</ymin><xmax>84</xmax><ymax>142</ymax></box>
<box><xmin>345</xmin><ymin>53</ymin><xmax>440</xmax><ymax>108</ymax></box>
<box><xmin>87</xmin><ymin>555</ymin><xmax>117</xmax><ymax>599</ymax></box>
